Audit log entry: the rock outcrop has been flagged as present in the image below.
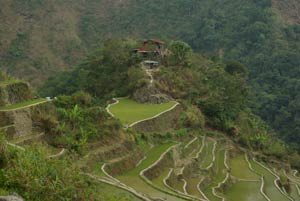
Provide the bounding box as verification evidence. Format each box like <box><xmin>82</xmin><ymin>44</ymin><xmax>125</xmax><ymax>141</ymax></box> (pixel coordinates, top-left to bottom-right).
<box><xmin>0</xmin><ymin>194</ymin><xmax>24</xmax><ymax>201</ymax></box>
<box><xmin>132</xmin><ymin>85</ymin><xmax>171</xmax><ymax>104</ymax></box>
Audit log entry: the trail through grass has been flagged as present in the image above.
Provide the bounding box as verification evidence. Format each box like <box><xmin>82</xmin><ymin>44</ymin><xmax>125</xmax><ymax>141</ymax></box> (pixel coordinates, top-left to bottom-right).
<box><xmin>0</xmin><ymin>98</ymin><xmax>47</xmax><ymax>110</ymax></box>
<box><xmin>108</xmin><ymin>98</ymin><xmax>178</xmax><ymax>125</ymax></box>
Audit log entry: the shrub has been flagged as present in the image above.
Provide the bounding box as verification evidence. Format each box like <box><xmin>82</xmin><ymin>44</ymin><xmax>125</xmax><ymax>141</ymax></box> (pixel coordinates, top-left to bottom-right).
<box><xmin>180</xmin><ymin>105</ymin><xmax>205</xmax><ymax>128</ymax></box>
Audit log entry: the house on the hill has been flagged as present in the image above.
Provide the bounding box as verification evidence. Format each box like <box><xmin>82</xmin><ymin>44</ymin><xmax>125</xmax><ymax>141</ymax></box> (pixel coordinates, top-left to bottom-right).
<box><xmin>133</xmin><ymin>39</ymin><xmax>165</xmax><ymax>61</ymax></box>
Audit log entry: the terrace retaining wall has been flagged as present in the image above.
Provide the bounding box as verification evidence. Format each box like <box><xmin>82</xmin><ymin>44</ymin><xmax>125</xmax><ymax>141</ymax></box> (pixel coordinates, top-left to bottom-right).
<box><xmin>0</xmin><ymin>102</ymin><xmax>54</xmax><ymax>139</ymax></box>
<box><xmin>132</xmin><ymin>104</ymin><xmax>183</xmax><ymax>133</ymax></box>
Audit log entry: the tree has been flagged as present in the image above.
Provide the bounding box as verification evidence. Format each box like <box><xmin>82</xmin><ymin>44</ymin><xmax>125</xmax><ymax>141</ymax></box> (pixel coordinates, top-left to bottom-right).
<box><xmin>225</xmin><ymin>60</ymin><xmax>247</xmax><ymax>75</ymax></box>
<box><xmin>168</xmin><ymin>41</ymin><xmax>192</xmax><ymax>65</ymax></box>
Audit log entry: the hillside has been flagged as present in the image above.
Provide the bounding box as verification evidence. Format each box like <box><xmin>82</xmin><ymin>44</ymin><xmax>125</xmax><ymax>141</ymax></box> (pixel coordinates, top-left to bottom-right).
<box><xmin>0</xmin><ymin>0</ymin><xmax>299</xmax><ymax>151</ymax></box>
<box><xmin>4</xmin><ymin>0</ymin><xmax>299</xmax><ymax>85</ymax></box>
<box><xmin>272</xmin><ymin>0</ymin><xmax>300</xmax><ymax>24</ymax></box>
<box><xmin>1</xmin><ymin>40</ymin><xmax>300</xmax><ymax>200</ymax></box>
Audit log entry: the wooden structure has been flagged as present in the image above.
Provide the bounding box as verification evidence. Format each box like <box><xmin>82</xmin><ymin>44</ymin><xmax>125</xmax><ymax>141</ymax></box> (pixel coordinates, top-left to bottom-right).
<box><xmin>134</xmin><ymin>39</ymin><xmax>165</xmax><ymax>57</ymax></box>
<box><xmin>143</xmin><ymin>60</ymin><xmax>159</xmax><ymax>69</ymax></box>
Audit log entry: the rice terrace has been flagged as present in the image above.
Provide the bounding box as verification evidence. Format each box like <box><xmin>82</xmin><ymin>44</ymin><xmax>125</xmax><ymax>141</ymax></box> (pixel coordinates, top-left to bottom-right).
<box><xmin>0</xmin><ymin>6</ymin><xmax>300</xmax><ymax>199</ymax></box>
<box><xmin>107</xmin><ymin>97</ymin><xmax>179</xmax><ymax>127</ymax></box>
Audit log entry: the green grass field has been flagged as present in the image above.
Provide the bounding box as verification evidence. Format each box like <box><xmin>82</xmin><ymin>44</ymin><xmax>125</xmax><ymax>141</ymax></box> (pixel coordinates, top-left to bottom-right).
<box><xmin>225</xmin><ymin>181</ymin><xmax>264</xmax><ymax>201</ymax></box>
<box><xmin>0</xmin><ymin>98</ymin><xmax>47</xmax><ymax>110</ymax></box>
<box><xmin>186</xmin><ymin>177</ymin><xmax>205</xmax><ymax>199</ymax></box>
<box><xmin>108</xmin><ymin>98</ymin><xmax>178</xmax><ymax>125</ymax></box>
<box><xmin>290</xmin><ymin>184</ymin><xmax>300</xmax><ymax>200</ymax></box>
<box><xmin>0</xmin><ymin>78</ymin><xmax>21</xmax><ymax>86</ymax></box>
<box><xmin>152</xmin><ymin>168</ymin><xmax>171</xmax><ymax>189</ymax></box>
<box><xmin>98</xmin><ymin>182</ymin><xmax>143</xmax><ymax>201</ymax></box>
<box><xmin>224</xmin><ymin>154</ymin><xmax>264</xmax><ymax>201</ymax></box>
<box><xmin>200</xmin><ymin>139</ymin><xmax>215</xmax><ymax>169</ymax></box>
<box><xmin>229</xmin><ymin>154</ymin><xmax>259</xmax><ymax>180</ymax></box>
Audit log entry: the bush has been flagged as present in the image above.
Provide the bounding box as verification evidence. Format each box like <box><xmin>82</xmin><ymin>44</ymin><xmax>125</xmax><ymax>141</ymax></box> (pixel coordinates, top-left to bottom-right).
<box><xmin>289</xmin><ymin>152</ymin><xmax>300</xmax><ymax>168</ymax></box>
<box><xmin>168</xmin><ymin>40</ymin><xmax>192</xmax><ymax>66</ymax></box>
<box><xmin>180</xmin><ymin>105</ymin><xmax>205</xmax><ymax>128</ymax></box>
<box><xmin>1</xmin><ymin>146</ymin><xmax>76</xmax><ymax>200</ymax></box>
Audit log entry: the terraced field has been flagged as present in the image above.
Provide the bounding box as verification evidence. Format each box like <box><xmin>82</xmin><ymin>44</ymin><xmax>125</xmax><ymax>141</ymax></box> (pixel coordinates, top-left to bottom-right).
<box><xmin>281</xmin><ymin>170</ymin><xmax>300</xmax><ymax>200</ymax></box>
<box><xmin>107</xmin><ymin>98</ymin><xmax>178</xmax><ymax>126</ymax></box>
<box><xmin>200</xmin><ymin>138</ymin><xmax>216</xmax><ymax>169</ymax></box>
<box><xmin>225</xmin><ymin>154</ymin><xmax>264</xmax><ymax>201</ymax></box>
<box><xmin>90</xmin><ymin>134</ymin><xmax>300</xmax><ymax>201</ymax></box>
<box><xmin>116</xmin><ymin>143</ymin><xmax>185</xmax><ymax>201</ymax></box>
<box><xmin>290</xmin><ymin>184</ymin><xmax>300</xmax><ymax>200</ymax></box>
<box><xmin>249</xmin><ymin>159</ymin><xmax>291</xmax><ymax>201</ymax></box>
<box><xmin>229</xmin><ymin>154</ymin><xmax>259</xmax><ymax>180</ymax></box>
<box><xmin>100</xmin><ymin>101</ymin><xmax>298</xmax><ymax>201</ymax></box>
<box><xmin>202</xmin><ymin>149</ymin><xmax>227</xmax><ymax>201</ymax></box>
<box><xmin>225</xmin><ymin>181</ymin><xmax>264</xmax><ymax>201</ymax></box>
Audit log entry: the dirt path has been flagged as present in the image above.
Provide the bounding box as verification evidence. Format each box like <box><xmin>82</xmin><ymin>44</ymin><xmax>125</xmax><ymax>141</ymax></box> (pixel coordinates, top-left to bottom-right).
<box><xmin>0</xmin><ymin>100</ymin><xmax>49</xmax><ymax>112</ymax></box>
<box><xmin>6</xmin><ymin>141</ymin><xmax>25</xmax><ymax>151</ymax></box>
<box><xmin>48</xmin><ymin>148</ymin><xmax>66</xmax><ymax>159</ymax></box>
<box><xmin>145</xmin><ymin>69</ymin><xmax>154</xmax><ymax>85</ymax></box>
<box><xmin>12</xmin><ymin>132</ymin><xmax>45</xmax><ymax>144</ymax></box>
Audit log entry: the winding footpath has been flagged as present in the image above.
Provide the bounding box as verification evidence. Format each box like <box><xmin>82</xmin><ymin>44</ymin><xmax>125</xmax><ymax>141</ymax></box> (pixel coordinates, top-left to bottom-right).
<box><xmin>128</xmin><ymin>101</ymin><xmax>180</xmax><ymax>128</ymax></box>
<box><xmin>6</xmin><ymin>140</ymin><xmax>66</xmax><ymax>159</ymax></box>
<box><xmin>145</xmin><ymin>69</ymin><xmax>154</xmax><ymax>85</ymax></box>
<box><xmin>0</xmin><ymin>99</ymin><xmax>49</xmax><ymax>112</ymax></box>
<box><xmin>48</xmin><ymin>148</ymin><xmax>66</xmax><ymax>159</ymax></box>
<box><xmin>105</xmin><ymin>98</ymin><xmax>120</xmax><ymax>117</ymax></box>
<box><xmin>6</xmin><ymin>141</ymin><xmax>25</xmax><ymax>151</ymax></box>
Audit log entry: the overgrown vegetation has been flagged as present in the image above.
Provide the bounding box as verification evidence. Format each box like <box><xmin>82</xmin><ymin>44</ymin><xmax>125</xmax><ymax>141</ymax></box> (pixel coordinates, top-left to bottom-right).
<box><xmin>0</xmin><ymin>133</ymin><xmax>138</xmax><ymax>201</ymax></box>
<box><xmin>39</xmin><ymin>39</ymin><xmax>297</xmax><ymax>166</ymax></box>
<box><xmin>1</xmin><ymin>0</ymin><xmax>299</xmax><ymax>150</ymax></box>
<box><xmin>1</xmin><ymin>36</ymin><xmax>300</xmax><ymax>200</ymax></box>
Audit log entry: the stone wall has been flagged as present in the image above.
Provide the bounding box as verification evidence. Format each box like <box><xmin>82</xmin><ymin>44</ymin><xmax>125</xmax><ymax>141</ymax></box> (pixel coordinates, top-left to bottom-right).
<box><xmin>0</xmin><ymin>102</ymin><xmax>54</xmax><ymax>139</ymax></box>
<box><xmin>132</xmin><ymin>85</ymin><xmax>171</xmax><ymax>104</ymax></box>
<box><xmin>0</xmin><ymin>82</ymin><xmax>32</xmax><ymax>106</ymax></box>
<box><xmin>132</xmin><ymin>104</ymin><xmax>183</xmax><ymax>133</ymax></box>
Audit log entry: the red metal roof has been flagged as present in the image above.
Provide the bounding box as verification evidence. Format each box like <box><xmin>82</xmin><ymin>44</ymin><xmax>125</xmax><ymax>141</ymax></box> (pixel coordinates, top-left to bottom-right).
<box><xmin>143</xmin><ymin>39</ymin><xmax>165</xmax><ymax>45</ymax></box>
<box><xmin>150</xmin><ymin>39</ymin><xmax>165</xmax><ymax>44</ymax></box>
<box><xmin>138</xmin><ymin>45</ymin><xmax>150</xmax><ymax>52</ymax></box>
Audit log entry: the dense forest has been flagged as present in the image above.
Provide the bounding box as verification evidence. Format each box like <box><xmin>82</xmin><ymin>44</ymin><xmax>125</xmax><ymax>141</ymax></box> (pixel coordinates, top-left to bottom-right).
<box><xmin>0</xmin><ymin>0</ymin><xmax>299</xmax><ymax>150</ymax></box>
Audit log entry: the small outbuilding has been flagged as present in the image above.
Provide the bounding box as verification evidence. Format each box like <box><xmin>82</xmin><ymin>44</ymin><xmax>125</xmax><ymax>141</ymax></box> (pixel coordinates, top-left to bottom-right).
<box><xmin>143</xmin><ymin>60</ymin><xmax>159</xmax><ymax>69</ymax></box>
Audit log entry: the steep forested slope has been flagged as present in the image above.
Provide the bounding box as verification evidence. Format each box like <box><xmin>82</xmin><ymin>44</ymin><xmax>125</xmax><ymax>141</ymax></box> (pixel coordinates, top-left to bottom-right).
<box><xmin>2</xmin><ymin>38</ymin><xmax>300</xmax><ymax>201</ymax></box>
<box><xmin>0</xmin><ymin>0</ymin><xmax>299</xmax><ymax>148</ymax></box>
